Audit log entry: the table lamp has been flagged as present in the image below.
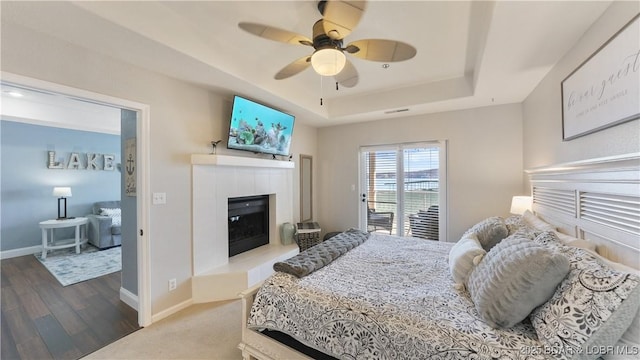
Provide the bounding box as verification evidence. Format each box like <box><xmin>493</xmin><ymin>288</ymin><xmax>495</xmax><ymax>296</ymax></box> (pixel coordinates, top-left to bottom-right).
<box><xmin>510</xmin><ymin>195</ymin><xmax>533</xmax><ymax>215</ymax></box>
<box><xmin>52</xmin><ymin>187</ymin><xmax>72</xmax><ymax>219</ymax></box>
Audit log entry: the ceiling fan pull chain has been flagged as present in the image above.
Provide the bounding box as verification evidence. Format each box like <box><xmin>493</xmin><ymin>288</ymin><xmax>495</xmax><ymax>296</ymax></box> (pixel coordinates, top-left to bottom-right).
<box><xmin>336</xmin><ymin>82</ymin><xmax>339</xmax><ymax>91</ymax></box>
<box><xmin>320</xmin><ymin>76</ymin><xmax>324</xmax><ymax>106</ymax></box>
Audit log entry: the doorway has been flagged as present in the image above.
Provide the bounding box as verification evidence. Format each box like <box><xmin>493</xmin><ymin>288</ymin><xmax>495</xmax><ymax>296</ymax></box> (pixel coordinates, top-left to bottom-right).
<box><xmin>1</xmin><ymin>72</ymin><xmax>151</xmax><ymax>326</ymax></box>
<box><xmin>359</xmin><ymin>141</ymin><xmax>447</xmax><ymax>240</ymax></box>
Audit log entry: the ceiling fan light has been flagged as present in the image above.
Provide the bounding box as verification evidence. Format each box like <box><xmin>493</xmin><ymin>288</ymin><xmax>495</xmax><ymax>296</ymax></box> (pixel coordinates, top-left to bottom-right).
<box><xmin>311</xmin><ymin>48</ymin><xmax>346</xmax><ymax>76</ymax></box>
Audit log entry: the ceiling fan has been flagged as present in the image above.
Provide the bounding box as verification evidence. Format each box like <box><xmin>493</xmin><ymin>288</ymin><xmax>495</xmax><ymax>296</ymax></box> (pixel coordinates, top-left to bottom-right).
<box><xmin>238</xmin><ymin>0</ymin><xmax>417</xmax><ymax>88</ymax></box>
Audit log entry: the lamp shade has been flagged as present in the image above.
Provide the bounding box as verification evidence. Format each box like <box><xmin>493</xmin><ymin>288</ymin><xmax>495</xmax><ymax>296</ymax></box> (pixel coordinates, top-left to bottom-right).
<box><xmin>311</xmin><ymin>48</ymin><xmax>346</xmax><ymax>76</ymax></box>
<box><xmin>52</xmin><ymin>187</ymin><xmax>72</xmax><ymax>197</ymax></box>
<box><xmin>510</xmin><ymin>196</ymin><xmax>532</xmax><ymax>215</ymax></box>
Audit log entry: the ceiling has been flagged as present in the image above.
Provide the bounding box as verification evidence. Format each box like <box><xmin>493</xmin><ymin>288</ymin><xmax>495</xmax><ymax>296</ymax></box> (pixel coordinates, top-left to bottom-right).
<box><xmin>1</xmin><ymin>83</ymin><xmax>122</xmax><ymax>134</ymax></box>
<box><xmin>1</xmin><ymin>1</ymin><xmax>612</xmax><ymax>127</ymax></box>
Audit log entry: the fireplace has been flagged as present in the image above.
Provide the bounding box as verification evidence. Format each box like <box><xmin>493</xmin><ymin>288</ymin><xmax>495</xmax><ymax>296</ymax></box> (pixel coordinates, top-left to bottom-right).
<box><xmin>192</xmin><ymin>155</ymin><xmax>295</xmax><ymax>276</ymax></box>
<box><xmin>228</xmin><ymin>195</ymin><xmax>269</xmax><ymax>257</ymax></box>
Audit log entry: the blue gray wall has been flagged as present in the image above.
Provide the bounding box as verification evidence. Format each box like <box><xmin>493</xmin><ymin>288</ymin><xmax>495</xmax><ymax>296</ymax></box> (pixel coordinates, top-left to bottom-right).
<box><xmin>120</xmin><ymin>109</ymin><xmax>138</xmax><ymax>295</ymax></box>
<box><xmin>1</xmin><ymin>120</ymin><xmax>121</xmax><ymax>251</ymax></box>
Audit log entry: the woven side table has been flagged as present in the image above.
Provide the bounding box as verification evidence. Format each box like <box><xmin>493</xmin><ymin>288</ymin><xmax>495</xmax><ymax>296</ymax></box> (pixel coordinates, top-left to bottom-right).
<box><xmin>295</xmin><ymin>222</ymin><xmax>321</xmax><ymax>251</ymax></box>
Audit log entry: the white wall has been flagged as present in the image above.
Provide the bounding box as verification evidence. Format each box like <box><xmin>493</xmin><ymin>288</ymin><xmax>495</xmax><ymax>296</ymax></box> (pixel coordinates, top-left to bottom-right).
<box><xmin>523</xmin><ymin>2</ymin><xmax>639</xmax><ymax>171</ymax></box>
<box><xmin>317</xmin><ymin>103</ymin><xmax>524</xmax><ymax>242</ymax></box>
<box><xmin>1</xmin><ymin>22</ymin><xmax>318</xmax><ymax>316</ymax></box>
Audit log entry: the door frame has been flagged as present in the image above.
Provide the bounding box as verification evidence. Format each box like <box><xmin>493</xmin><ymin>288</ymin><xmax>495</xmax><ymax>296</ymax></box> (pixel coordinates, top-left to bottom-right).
<box><xmin>2</xmin><ymin>72</ymin><xmax>152</xmax><ymax>326</ymax></box>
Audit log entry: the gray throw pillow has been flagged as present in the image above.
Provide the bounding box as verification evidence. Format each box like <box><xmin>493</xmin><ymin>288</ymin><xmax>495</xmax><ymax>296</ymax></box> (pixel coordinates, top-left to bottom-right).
<box><xmin>466</xmin><ymin>234</ymin><xmax>570</xmax><ymax>328</ymax></box>
<box><xmin>464</xmin><ymin>216</ymin><xmax>508</xmax><ymax>251</ymax></box>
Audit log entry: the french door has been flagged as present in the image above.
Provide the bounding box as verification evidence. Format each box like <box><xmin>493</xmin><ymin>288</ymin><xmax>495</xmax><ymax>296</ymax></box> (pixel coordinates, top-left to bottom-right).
<box><xmin>359</xmin><ymin>141</ymin><xmax>447</xmax><ymax>240</ymax></box>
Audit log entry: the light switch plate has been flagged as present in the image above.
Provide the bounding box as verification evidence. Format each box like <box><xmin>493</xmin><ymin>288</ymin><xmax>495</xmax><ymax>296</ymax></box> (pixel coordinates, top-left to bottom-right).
<box><xmin>153</xmin><ymin>192</ymin><xmax>166</xmax><ymax>204</ymax></box>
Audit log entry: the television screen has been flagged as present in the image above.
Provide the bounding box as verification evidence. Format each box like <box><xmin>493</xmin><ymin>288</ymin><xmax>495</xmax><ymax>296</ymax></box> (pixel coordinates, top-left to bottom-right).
<box><xmin>228</xmin><ymin>95</ymin><xmax>295</xmax><ymax>156</ymax></box>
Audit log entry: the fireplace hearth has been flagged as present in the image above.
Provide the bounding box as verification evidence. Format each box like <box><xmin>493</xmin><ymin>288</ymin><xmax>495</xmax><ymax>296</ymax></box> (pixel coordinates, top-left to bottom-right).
<box><xmin>228</xmin><ymin>195</ymin><xmax>269</xmax><ymax>257</ymax></box>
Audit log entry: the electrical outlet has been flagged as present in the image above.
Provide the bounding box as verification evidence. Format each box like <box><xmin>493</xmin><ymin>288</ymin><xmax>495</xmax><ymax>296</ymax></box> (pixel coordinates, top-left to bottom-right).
<box><xmin>168</xmin><ymin>278</ymin><xmax>177</xmax><ymax>291</ymax></box>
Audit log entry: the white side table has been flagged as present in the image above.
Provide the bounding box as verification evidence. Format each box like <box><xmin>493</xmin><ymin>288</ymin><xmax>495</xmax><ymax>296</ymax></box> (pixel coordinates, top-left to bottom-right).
<box><xmin>39</xmin><ymin>217</ymin><xmax>89</xmax><ymax>259</ymax></box>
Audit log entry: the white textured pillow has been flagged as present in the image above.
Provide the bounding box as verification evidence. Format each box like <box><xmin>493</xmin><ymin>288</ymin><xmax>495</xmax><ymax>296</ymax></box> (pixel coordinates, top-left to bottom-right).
<box><xmin>448</xmin><ymin>234</ymin><xmax>486</xmax><ymax>288</ymax></box>
<box><xmin>463</xmin><ymin>217</ymin><xmax>508</xmax><ymax>251</ymax></box>
<box><xmin>100</xmin><ymin>207</ymin><xmax>122</xmax><ymax>227</ymax></box>
<box><xmin>466</xmin><ymin>233</ymin><xmax>570</xmax><ymax>328</ymax></box>
<box><xmin>522</xmin><ymin>210</ymin><xmax>556</xmax><ymax>232</ymax></box>
<box><xmin>555</xmin><ymin>231</ymin><xmax>597</xmax><ymax>251</ymax></box>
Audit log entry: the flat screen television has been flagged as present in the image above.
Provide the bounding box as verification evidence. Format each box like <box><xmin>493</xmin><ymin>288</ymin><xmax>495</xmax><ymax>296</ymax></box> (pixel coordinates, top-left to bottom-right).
<box><xmin>227</xmin><ymin>95</ymin><xmax>295</xmax><ymax>156</ymax></box>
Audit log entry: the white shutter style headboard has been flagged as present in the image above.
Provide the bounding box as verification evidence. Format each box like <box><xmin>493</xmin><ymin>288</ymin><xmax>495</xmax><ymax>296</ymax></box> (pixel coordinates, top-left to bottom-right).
<box><xmin>526</xmin><ymin>153</ymin><xmax>640</xmax><ymax>269</ymax></box>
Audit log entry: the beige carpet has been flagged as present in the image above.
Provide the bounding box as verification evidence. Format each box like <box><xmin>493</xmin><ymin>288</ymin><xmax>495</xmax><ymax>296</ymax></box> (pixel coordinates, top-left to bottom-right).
<box><xmin>83</xmin><ymin>300</ymin><xmax>243</xmax><ymax>360</ymax></box>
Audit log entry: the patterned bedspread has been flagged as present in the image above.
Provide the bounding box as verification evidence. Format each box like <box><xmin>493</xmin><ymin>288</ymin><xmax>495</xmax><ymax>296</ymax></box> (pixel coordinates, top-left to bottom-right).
<box><xmin>248</xmin><ymin>233</ymin><xmax>546</xmax><ymax>359</ymax></box>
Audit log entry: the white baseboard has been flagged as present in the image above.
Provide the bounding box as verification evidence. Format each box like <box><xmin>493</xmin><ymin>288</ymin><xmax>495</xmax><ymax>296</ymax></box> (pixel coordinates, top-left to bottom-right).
<box><xmin>151</xmin><ymin>298</ymin><xmax>193</xmax><ymax>323</ymax></box>
<box><xmin>1</xmin><ymin>245</ymin><xmax>41</xmax><ymax>260</ymax></box>
<box><xmin>120</xmin><ymin>287</ymin><xmax>139</xmax><ymax>311</ymax></box>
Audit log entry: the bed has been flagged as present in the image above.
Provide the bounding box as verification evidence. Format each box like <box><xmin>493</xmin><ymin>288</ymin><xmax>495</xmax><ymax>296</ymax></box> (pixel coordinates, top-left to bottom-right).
<box><xmin>239</xmin><ymin>153</ymin><xmax>640</xmax><ymax>360</ymax></box>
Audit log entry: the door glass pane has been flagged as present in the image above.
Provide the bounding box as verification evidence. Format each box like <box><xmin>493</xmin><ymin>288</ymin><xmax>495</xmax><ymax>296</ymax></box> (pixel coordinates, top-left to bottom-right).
<box><xmin>403</xmin><ymin>147</ymin><xmax>439</xmax><ymax>239</ymax></box>
<box><xmin>364</xmin><ymin>150</ymin><xmax>397</xmax><ymax>234</ymax></box>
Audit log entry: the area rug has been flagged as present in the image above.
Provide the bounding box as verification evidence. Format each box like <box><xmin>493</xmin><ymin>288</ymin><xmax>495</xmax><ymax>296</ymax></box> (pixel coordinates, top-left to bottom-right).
<box><xmin>35</xmin><ymin>245</ymin><xmax>122</xmax><ymax>286</ymax></box>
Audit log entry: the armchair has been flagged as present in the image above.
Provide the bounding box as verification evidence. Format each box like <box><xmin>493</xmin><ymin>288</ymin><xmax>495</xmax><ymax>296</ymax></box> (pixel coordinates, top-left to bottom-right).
<box><xmin>367</xmin><ymin>207</ymin><xmax>394</xmax><ymax>234</ymax></box>
<box><xmin>409</xmin><ymin>205</ymin><xmax>439</xmax><ymax>240</ymax></box>
<box><xmin>87</xmin><ymin>201</ymin><xmax>122</xmax><ymax>249</ymax></box>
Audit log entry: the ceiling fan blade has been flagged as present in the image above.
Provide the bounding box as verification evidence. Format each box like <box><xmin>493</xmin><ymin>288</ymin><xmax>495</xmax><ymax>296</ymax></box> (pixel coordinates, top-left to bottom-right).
<box><xmin>334</xmin><ymin>59</ymin><xmax>358</xmax><ymax>88</ymax></box>
<box><xmin>274</xmin><ymin>56</ymin><xmax>312</xmax><ymax>80</ymax></box>
<box><xmin>345</xmin><ymin>39</ymin><xmax>417</xmax><ymax>62</ymax></box>
<box><xmin>238</xmin><ymin>22</ymin><xmax>313</xmax><ymax>46</ymax></box>
<box><xmin>321</xmin><ymin>1</ymin><xmax>367</xmax><ymax>40</ymax></box>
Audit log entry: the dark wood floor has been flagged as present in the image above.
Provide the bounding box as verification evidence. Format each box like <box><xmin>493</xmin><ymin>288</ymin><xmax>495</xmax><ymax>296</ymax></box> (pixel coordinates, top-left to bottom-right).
<box><xmin>1</xmin><ymin>254</ymin><xmax>140</xmax><ymax>360</ymax></box>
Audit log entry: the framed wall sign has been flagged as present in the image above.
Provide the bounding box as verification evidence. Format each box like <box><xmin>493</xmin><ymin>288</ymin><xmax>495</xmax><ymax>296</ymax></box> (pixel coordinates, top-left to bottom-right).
<box><xmin>561</xmin><ymin>14</ymin><xmax>639</xmax><ymax>141</ymax></box>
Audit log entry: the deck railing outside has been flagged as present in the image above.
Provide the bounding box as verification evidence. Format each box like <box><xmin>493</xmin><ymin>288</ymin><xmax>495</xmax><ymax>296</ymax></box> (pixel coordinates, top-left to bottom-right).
<box><xmin>368</xmin><ymin>188</ymin><xmax>439</xmax><ymax>236</ymax></box>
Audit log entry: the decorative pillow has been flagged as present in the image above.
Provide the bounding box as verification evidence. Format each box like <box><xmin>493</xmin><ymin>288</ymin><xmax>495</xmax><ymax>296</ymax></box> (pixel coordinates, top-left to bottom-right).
<box><xmin>604</xmin><ymin>307</ymin><xmax>640</xmax><ymax>360</ymax></box>
<box><xmin>531</xmin><ymin>231</ymin><xmax>640</xmax><ymax>360</ymax></box>
<box><xmin>448</xmin><ymin>233</ymin><xmax>486</xmax><ymax>287</ymax></box>
<box><xmin>504</xmin><ymin>215</ymin><xmax>525</xmax><ymax>235</ymax></box>
<box><xmin>582</xmin><ymin>251</ymin><xmax>640</xmax><ymax>360</ymax></box>
<box><xmin>604</xmin><ymin>297</ymin><xmax>640</xmax><ymax>360</ymax></box>
<box><xmin>466</xmin><ymin>233</ymin><xmax>570</xmax><ymax>328</ymax></box>
<box><xmin>523</xmin><ymin>210</ymin><xmax>556</xmax><ymax>232</ymax></box>
<box><xmin>555</xmin><ymin>231</ymin><xmax>598</xmax><ymax>252</ymax></box>
<box><xmin>463</xmin><ymin>216</ymin><xmax>508</xmax><ymax>251</ymax></box>
<box><xmin>273</xmin><ymin>228</ymin><xmax>369</xmax><ymax>278</ymax></box>
<box><xmin>100</xmin><ymin>207</ymin><xmax>122</xmax><ymax>227</ymax></box>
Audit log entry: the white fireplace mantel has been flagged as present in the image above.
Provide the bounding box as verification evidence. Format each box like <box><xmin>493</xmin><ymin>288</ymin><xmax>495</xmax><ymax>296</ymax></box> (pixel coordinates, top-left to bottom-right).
<box><xmin>191</xmin><ymin>152</ymin><xmax>297</xmax><ymax>302</ymax></box>
<box><xmin>191</xmin><ymin>154</ymin><xmax>295</xmax><ymax>169</ymax></box>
